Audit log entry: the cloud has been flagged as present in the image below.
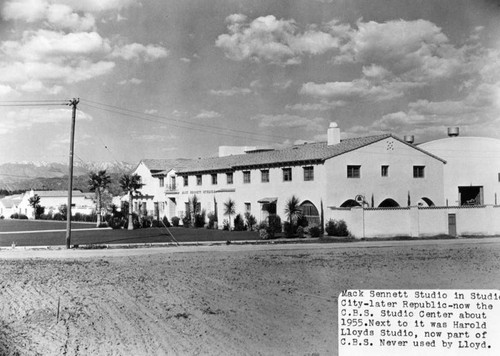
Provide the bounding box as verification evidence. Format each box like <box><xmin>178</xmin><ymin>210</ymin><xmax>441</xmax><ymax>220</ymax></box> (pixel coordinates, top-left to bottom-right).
<box><xmin>216</xmin><ymin>14</ymin><xmax>341</xmax><ymax>65</ymax></box>
<box><xmin>251</xmin><ymin>114</ymin><xmax>325</xmax><ymax>131</ymax></box>
<box><xmin>337</xmin><ymin>19</ymin><xmax>464</xmax><ymax>83</ymax></box>
<box><xmin>286</xmin><ymin>101</ymin><xmax>345</xmax><ymax>111</ymax></box>
<box><xmin>111</xmin><ymin>43</ymin><xmax>169</xmax><ymax>62</ymax></box>
<box><xmin>118</xmin><ymin>77</ymin><xmax>142</xmax><ymax>85</ymax></box>
<box><xmin>144</xmin><ymin>109</ymin><xmax>158</xmax><ymax>114</ymax></box>
<box><xmin>180</xmin><ymin>57</ymin><xmax>191</xmax><ymax>63</ymax></box>
<box><xmin>301</xmin><ymin>78</ymin><xmax>406</xmax><ymax>101</ymax></box>
<box><xmin>210</xmin><ymin>87</ymin><xmax>252</xmax><ymax>96</ymax></box>
<box><xmin>0</xmin><ymin>107</ymin><xmax>92</xmax><ymax>135</ymax></box>
<box><xmin>195</xmin><ymin>110</ymin><xmax>222</xmax><ymax>119</ymax></box>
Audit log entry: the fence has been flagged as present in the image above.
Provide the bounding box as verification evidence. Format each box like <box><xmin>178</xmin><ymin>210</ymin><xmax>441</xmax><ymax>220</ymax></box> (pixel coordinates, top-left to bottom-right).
<box><xmin>327</xmin><ymin>205</ymin><xmax>500</xmax><ymax>238</ymax></box>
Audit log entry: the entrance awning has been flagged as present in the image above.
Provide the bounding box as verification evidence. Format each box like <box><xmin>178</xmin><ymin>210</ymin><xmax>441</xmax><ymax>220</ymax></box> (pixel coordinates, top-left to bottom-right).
<box><xmin>258</xmin><ymin>197</ymin><xmax>278</xmax><ymax>204</ymax></box>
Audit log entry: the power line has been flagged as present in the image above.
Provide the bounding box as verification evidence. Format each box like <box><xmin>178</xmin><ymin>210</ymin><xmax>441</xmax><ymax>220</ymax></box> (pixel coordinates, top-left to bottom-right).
<box><xmin>0</xmin><ymin>103</ymin><xmax>67</xmax><ymax>107</ymax></box>
<box><xmin>80</xmin><ymin>98</ymin><xmax>292</xmax><ymax>142</ymax></box>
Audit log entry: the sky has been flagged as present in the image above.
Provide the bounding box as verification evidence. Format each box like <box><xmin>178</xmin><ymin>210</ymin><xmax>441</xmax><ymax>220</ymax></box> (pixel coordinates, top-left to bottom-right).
<box><xmin>0</xmin><ymin>0</ymin><xmax>500</xmax><ymax>164</ymax></box>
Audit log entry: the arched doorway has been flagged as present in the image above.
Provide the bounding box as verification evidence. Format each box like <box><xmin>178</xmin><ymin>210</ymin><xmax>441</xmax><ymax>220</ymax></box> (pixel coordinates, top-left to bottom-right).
<box><xmin>300</xmin><ymin>201</ymin><xmax>320</xmax><ymax>225</ymax></box>
<box><xmin>378</xmin><ymin>198</ymin><xmax>400</xmax><ymax>207</ymax></box>
<box><xmin>340</xmin><ymin>199</ymin><xmax>361</xmax><ymax>207</ymax></box>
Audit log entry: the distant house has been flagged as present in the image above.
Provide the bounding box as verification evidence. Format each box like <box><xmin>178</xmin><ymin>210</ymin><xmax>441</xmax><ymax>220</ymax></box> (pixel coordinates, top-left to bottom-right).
<box><xmin>18</xmin><ymin>190</ymin><xmax>95</xmax><ymax>219</ymax></box>
<box><xmin>0</xmin><ymin>194</ymin><xmax>24</xmax><ymax>218</ymax></box>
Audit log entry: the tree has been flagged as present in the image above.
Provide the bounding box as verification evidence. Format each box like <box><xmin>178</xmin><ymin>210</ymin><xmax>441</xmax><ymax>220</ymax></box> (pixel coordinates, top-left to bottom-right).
<box><xmin>28</xmin><ymin>194</ymin><xmax>41</xmax><ymax>219</ymax></box>
<box><xmin>223</xmin><ymin>198</ymin><xmax>236</xmax><ymax>231</ymax></box>
<box><xmin>119</xmin><ymin>173</ymin><xmax>143</xmax><ymax>230</ymax></box>
<box><xmin>88</xmin><ymin>170</ymin><xmax>111</xmax><ymax>227</ymax></box>
<box><xmin>284</xmin><ymin>195</ymin><xmax>302</xmax><ymax>230</ymax></box>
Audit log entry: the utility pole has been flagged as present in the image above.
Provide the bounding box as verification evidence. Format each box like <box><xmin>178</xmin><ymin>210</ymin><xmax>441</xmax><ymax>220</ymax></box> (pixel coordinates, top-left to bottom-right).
<box><xmin>66</xmin><ymin>98</ymin><xmax>79</xmax><ymax>249</ymax></box>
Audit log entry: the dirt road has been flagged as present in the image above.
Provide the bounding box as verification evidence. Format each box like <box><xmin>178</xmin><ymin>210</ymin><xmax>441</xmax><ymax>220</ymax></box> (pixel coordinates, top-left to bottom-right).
<box><xmin>1</xmin><ymin>239</ymin><xmax>499</xmax><ymax>355</ymax></box>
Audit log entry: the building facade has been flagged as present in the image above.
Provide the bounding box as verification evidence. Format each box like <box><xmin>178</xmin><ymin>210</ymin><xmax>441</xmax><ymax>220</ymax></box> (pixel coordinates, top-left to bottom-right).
<box><xmin>133</xmin><ymin>123</ymin><xmax>445</xmax><ymax>228</ymax></box>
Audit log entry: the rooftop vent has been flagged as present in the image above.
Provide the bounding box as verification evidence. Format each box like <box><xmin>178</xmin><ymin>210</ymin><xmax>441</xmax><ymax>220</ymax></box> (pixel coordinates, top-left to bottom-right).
<box><xmin>327</xmin><ymin>122</ymin><xmax>340</xmax><ymax>146</ymax></box>
<box><xmin>448</xmin><ymin>127</ymin><xmax>459</xmax><ymax>137</ymax></box>
<box><xmin>403</xmin><ymin>135</ymin><xmax>415</xmax><ymax>144</ymax></box>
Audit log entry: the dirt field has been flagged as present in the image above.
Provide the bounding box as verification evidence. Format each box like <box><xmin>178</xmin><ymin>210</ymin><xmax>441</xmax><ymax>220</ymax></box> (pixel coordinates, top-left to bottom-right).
<box><xmin>1</xmin><ymin>239</ymin><xmax>499</xmax><ymax>355</ymax></box>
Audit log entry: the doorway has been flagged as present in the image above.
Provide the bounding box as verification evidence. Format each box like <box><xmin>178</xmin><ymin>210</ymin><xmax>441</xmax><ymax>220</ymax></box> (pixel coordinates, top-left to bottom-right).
<box><xmin>458</xmin><ymin>186</ymin><xmax>483</xmax><ymax>206</ymax></box>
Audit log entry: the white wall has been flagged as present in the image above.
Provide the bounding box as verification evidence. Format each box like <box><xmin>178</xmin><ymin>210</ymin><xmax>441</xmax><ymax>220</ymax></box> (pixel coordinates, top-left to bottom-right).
<box><xmin>328</xmin><ymin>205</ymin><xmax>500</xmax><ymax>238</ymax></box>
<box><xmin>325</xmin><ymin>137</ymin><xmax>444</xmax><ymax>208</ymax></box>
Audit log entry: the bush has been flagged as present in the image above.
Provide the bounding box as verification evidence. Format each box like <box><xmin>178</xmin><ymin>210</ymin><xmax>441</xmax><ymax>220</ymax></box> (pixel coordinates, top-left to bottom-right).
<box><xmin>171</xmin><ymin>216</ymin><xmax>180</xmax><ymax>227</ymax></box>
<box><xmin>284</xmin><ymin>221</ymin><xmax>298</xmax><ymax>238</ymax></box>
<box><xmin>10</xmin><ymin>213</ymin><xmax>18</xmax><ymax>219</ymax></box>
<box><xmin>222</xmin><ymin>219</ymin><xmax>230</xmax><ymax>231</ymax></box>
<box><xmin>233</xmin><ymin>214</ymin><xmax>245</xmax><ymax>231</ymax></box>
<box><xmin>0</xmin><ymin>215</ymin><xmax>4</xmax><ymax>219</ymax></box>
<box><xmin>325</xmin><ymin>219</ymin><xmax>349</xmax><ymax>237</ymax></box>
<box><xmin>53</xmin><ymin>213</ymin><xmax>64</xmax><ymax>221</ymax></box>
<box><xmin>257</xmin><ymin>221</ymin><xmax>268</xmax><ymax>231</ymax></box>
<box><xmin>162</xmin><ymin>216</ymin><xmax>171</xmax><ymax>227</ymax></box>
<box><xmin>182</xmin><ymin>215</ymin><xmax>191</xmax><ymax>228</ymax></box>
<box><xmin>108</xmin><ymin>217</ymin><xmax>124</xmax><ymax>229</ymax></box>
<box><xmin>266</xmin><ymin>215</ymin><xmax>282</xmax><ymax>238</ymax></box>
<box><xmin>194</xmin><ymin>210</ymin><xmax>206</xmax><ymax>228</ymax></box>
<box><xmin>297</xmin><ymin>226</ymin><xmax>305</xmax><ymax>238</ymax></box>
<box><xmin>297</xmin><ymin>215</ymin><xmax>308</xmax><ymax>228</ymax></box>
<box><xmin>207</xmin><ymin>212</ymin><xmax>217</xmax><ymax>229</ymax></box>
<box><xmin>244</xmin><ymin>212</ymin><xmax>257</xmax><ymax>231</ymax></box>
<box><xmin>259</xmin><ymin>228</ymin><xmax>269</xmax><ymax>239</ymax></box>
<box><xmin>307</xmin><ymin>224</ymin><xmax>322</xmax><ymax>237</ymax></box>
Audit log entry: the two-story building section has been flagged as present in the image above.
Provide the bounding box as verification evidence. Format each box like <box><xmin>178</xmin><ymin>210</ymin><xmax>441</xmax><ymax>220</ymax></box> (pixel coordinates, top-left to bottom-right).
<box><xmin>160</xmin><ymin>123</ymin><xmax>446</xmax><ymax>228</ymax></box>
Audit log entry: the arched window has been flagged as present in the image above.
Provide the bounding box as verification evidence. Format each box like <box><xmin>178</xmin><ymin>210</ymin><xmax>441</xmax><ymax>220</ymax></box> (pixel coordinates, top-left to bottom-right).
<box><xmin>300</xmin><ymin>201</ymin><xmax>320</xmax><ymax>225</ymax></box>
<box><xmin>418</xmin><ymin>197</ymin><xmax>435</xmax><ymax>207</ymax></box>
<box><xmin>378</xmin><ymin>198</ymin><xmax>400</xmax><ymax>207</ymax></box>
<box><xmin>340</xmin><ymin>199</ymin><xmax>361</xmax><ymax>208</ymax></box>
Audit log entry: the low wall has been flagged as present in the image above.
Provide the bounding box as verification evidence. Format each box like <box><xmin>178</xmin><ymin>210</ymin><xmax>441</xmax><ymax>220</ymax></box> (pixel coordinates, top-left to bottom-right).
<box><xmin>327</xmin><ymin>205</ymin><xmax>500</xmax><ymax>238</ymax></box>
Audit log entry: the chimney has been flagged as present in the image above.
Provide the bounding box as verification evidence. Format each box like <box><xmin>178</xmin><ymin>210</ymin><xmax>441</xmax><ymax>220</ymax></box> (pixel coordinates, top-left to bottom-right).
<box><xmin>448</xmin><ymin>127</ymin><xmax>459</xmax><ymax>137</ymax></box>
<box><xmin>403</xmin><ymin>135</ymin><xmax>415</xmax><ymax>144</ymax></box>
<box><xmin>327</xmin><ymin>122</ymin><xmax>340</xmax><ymax>145</ymax></box>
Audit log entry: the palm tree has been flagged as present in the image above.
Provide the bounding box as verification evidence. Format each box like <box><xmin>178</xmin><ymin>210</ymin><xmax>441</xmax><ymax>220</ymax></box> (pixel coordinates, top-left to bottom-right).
<box><xmin>223</xmin><ymin>198</ymin><xmax>235</xmax><ymax>230</ymax></box>
<box><xmin>88</xmin><ymin>170</ymin><xmax>111</xmax><ymax>227</ymax></box>
<box><xmin>119</xmin><ymin>173</ymin><xmax>143</xmax><ymax>230</ymax></box>
<box><xmin>284</xmin><ymin>195</ymin><xmax>302</xmax><ymax>229</ymax></box>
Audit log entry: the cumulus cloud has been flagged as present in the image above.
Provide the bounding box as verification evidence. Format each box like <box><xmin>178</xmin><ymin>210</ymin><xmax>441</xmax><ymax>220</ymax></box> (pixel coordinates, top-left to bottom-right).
<box><xmin>251</xmin><ymin>114</ymin><xmax>325</xmax><ymax>131</ymax></box>
<box><xmin>210</xmin><ymin>87</ymin><xmax>252</xmax><ymax>96</ymax></box>
<box><xmin>195</xmin><ymin>110</ymin><xmax>222</xmax><ymax>119</ymax></box>
<box><xmin>216</xmin><ymin>14</ymin><xmax>341</xmax><ymax>65</ymax></box>
<box><xmin>286</xmin><ymin>101</ymin><xmax>345</xmax><ymax>112</ymax></box>
<box><xmin>111</xmin><ymin>43</ymin><xmax>169</xmax><ymax>62</ymax></box>
<box><xmin>118</xmin><ymin>77</ymin><xmax>142</xmax><ymax>85</ymax></box>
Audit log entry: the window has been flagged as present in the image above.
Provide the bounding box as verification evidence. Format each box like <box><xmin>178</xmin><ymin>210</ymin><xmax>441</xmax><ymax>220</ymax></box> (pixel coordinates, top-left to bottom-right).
<box><xmin>261</xmin><ymin>170</ymin><xmax>269</xmax><ymax>183</ymax></box>
<box><xmin>196</xmin><ymin>174</ymin><xmax>202</xmax><ymax>185</ymax></box>
<box><xmin>413</xmin><ymin>166</ymin><xmax>425</xmax><ymax>178</ymax></box>
<box><xmin>245</xmin><ymin>202</ymin><xmax>251</xmax><ymax>212</ymax></box>
<box><xmin>303</xmin><ymin>166</ymin><xmax>314</xmax><ymax>181</ymax></box>
<box><xmin>159</xmin><ymin>177</ymin><xmax>164</xmax><ymax>187</ymax></box>
<box><xmin>283</xmin><ymin>168</ymin><xmax>292</xmax><ymax>182</ymax></box>
<box><xmin>226</xmin><ymin>172</ymin><xmax>233</xmax><ymax>184</ymax></box>
<box><xmin>243</xmin><ymin>171</ymin><xmax>251</xmax><ymax>184</ymax></box>
<box><xmin>183</xmin><ymin>176</ymin><xmax>188</xmax><ymax>186</ymax></box>
<box><xmin>211</xmin><ymin>173</ymin><xmax>217</xmax><ymax>185</ymax></box>
<box><xmin>347</xmin><ymin>165</ymin><xmax>361</xmax><ymax>178</ymax></box>
<box><xmin>381</xmin><ymin>165</ymin><xmax>389</xmax><ymax>177</ymax></box>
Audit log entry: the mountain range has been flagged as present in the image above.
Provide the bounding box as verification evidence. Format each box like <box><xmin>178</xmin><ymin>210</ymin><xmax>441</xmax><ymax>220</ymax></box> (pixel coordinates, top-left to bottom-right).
<box><xmin>0</xmin><ymin>161</ymin><xmax>135</xmax><ymax>193</ymax></box>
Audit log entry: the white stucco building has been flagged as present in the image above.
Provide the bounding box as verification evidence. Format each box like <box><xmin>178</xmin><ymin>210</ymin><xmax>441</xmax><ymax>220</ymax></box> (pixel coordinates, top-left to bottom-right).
<box><xmin>18</xmin><ymin>190</ymin><xmax>94</xmax><ymax>218</ymax></box>
<box><xmin>132</xmin><ymin>123</ymin><xmax>445</xmax><ymax>228</ymax></box>
<box><xmin>419</xmin><ymin>128</ymin><xmax>500</xmax><ymax>206</ymax></box>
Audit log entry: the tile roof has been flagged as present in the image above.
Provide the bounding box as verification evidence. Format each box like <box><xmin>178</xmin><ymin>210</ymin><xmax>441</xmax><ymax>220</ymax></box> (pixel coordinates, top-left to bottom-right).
<box><xmin>0</xmin><ymin>194</ymin><xmax>24</xmax><ymax>208</ymax></box>
<box><xmin>139</xmin><ymin>158</ymin><xmax>190</xmax><ymax>175</ymax></box>
<box><xmin>177</xmin><ymin>134</ymin><xmax>445</xmax><ymax>174</ymax></box>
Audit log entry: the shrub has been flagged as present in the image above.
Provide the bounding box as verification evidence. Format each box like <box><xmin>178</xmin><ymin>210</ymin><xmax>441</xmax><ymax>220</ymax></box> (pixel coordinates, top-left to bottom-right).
<box><xmin>222</xmin><ymin>219</ymin><xmax>230</xmax><ymax>231</ymax></box>
<box><xmin>171</xmin><ymin>216</ymin><xmax>180</xmax><ymax>227</ymax></box>
<box><xmin>98</xmin><ymin>222</ymin><xmax>108</xmax><ymax>228</ymax></box>
<box><xmin>207</xmin><ymin>212</ymin><xmax>217</xmax><ymax>229</ymax></box>
<box><xmin>194</xmin><ymin>210</ymin><xmax>206</xmax><ymax>228</ymax></box>
<box><xmin>307</xmin><ymin>224</ymin><xmax>322</xmax><ymax>237</ymax></box>
<box><xmin>108</xmin><ymin>217</ymin><xmax>124</xmax><ymax>229</ymax></box>
<box><xmin>233</xmin><ymin>214</ymin><xmax>245</xmax><ymax>231</ymax></box>
<box><xmin>259</xmin><ymin>228</ymin><xmax>269</xmax><ymax>239</ymax></box>
<box><xmin>0</xmin><ymin>215</ymin><xmax>3</xmax><ymax>219</ymax></box>
<box><xmin>74</xmin><ymin>212</ymin><xmax>83</xmax><ymax>221</ymax></box>
<box><xmin>283</xmin><ymin>221</ymin><xmax>298</xmax><ymax>238</ymax></box>
<box><xmin>10</xmin><ymin>213</ymin><xmax>19</xmax><ymax>219</ymax></box>
<box><xmin>325</xmin><ymin>219</ymin><xmax>349</xmax><ymax>237</ymax></box>
<box><xmin>297</xmin><ymin>215</ymin><xmax>308</xmax><ymax>228</ymax></box>
<box><xmin>266</xmin><ymin>215</ymin><xmax>282</xmax><ymax>238</ymax></box>
<box><xmin>53</xmin><ymin>213</ymin><xmax>64</xmax><ymax>221</ymax></box>
<box><xmin>257</xmin><ymin>221</ymin><xmax>268</xmax><ymax>231</ymax></box>
<box><xmin>151</xmin><ymin>219</ymin><xmax>161</xmax><ymax>228</ymax></box>
<box><xmin>182</xmin><ymin>215</ymin><xmax>191</xmax><ymax>228</ymax></box>
<box><xmin>19</xmin><ymin>214</ymin><xmax>28</xmax><ymax>219</ymax></box>
<box><xmin>162</xmin><ymin>216</ymin><xmax>171</xmax><ymax>227</ymax></box>
<box><xmin>297</xmin><ymin>226</ymin><xmax>305</xmax><ymax>238</ymax></box>
<box><xmin>244</xmin><ymin>212</ymin><xmax>257</xmax><ymax>231</ymax></box>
